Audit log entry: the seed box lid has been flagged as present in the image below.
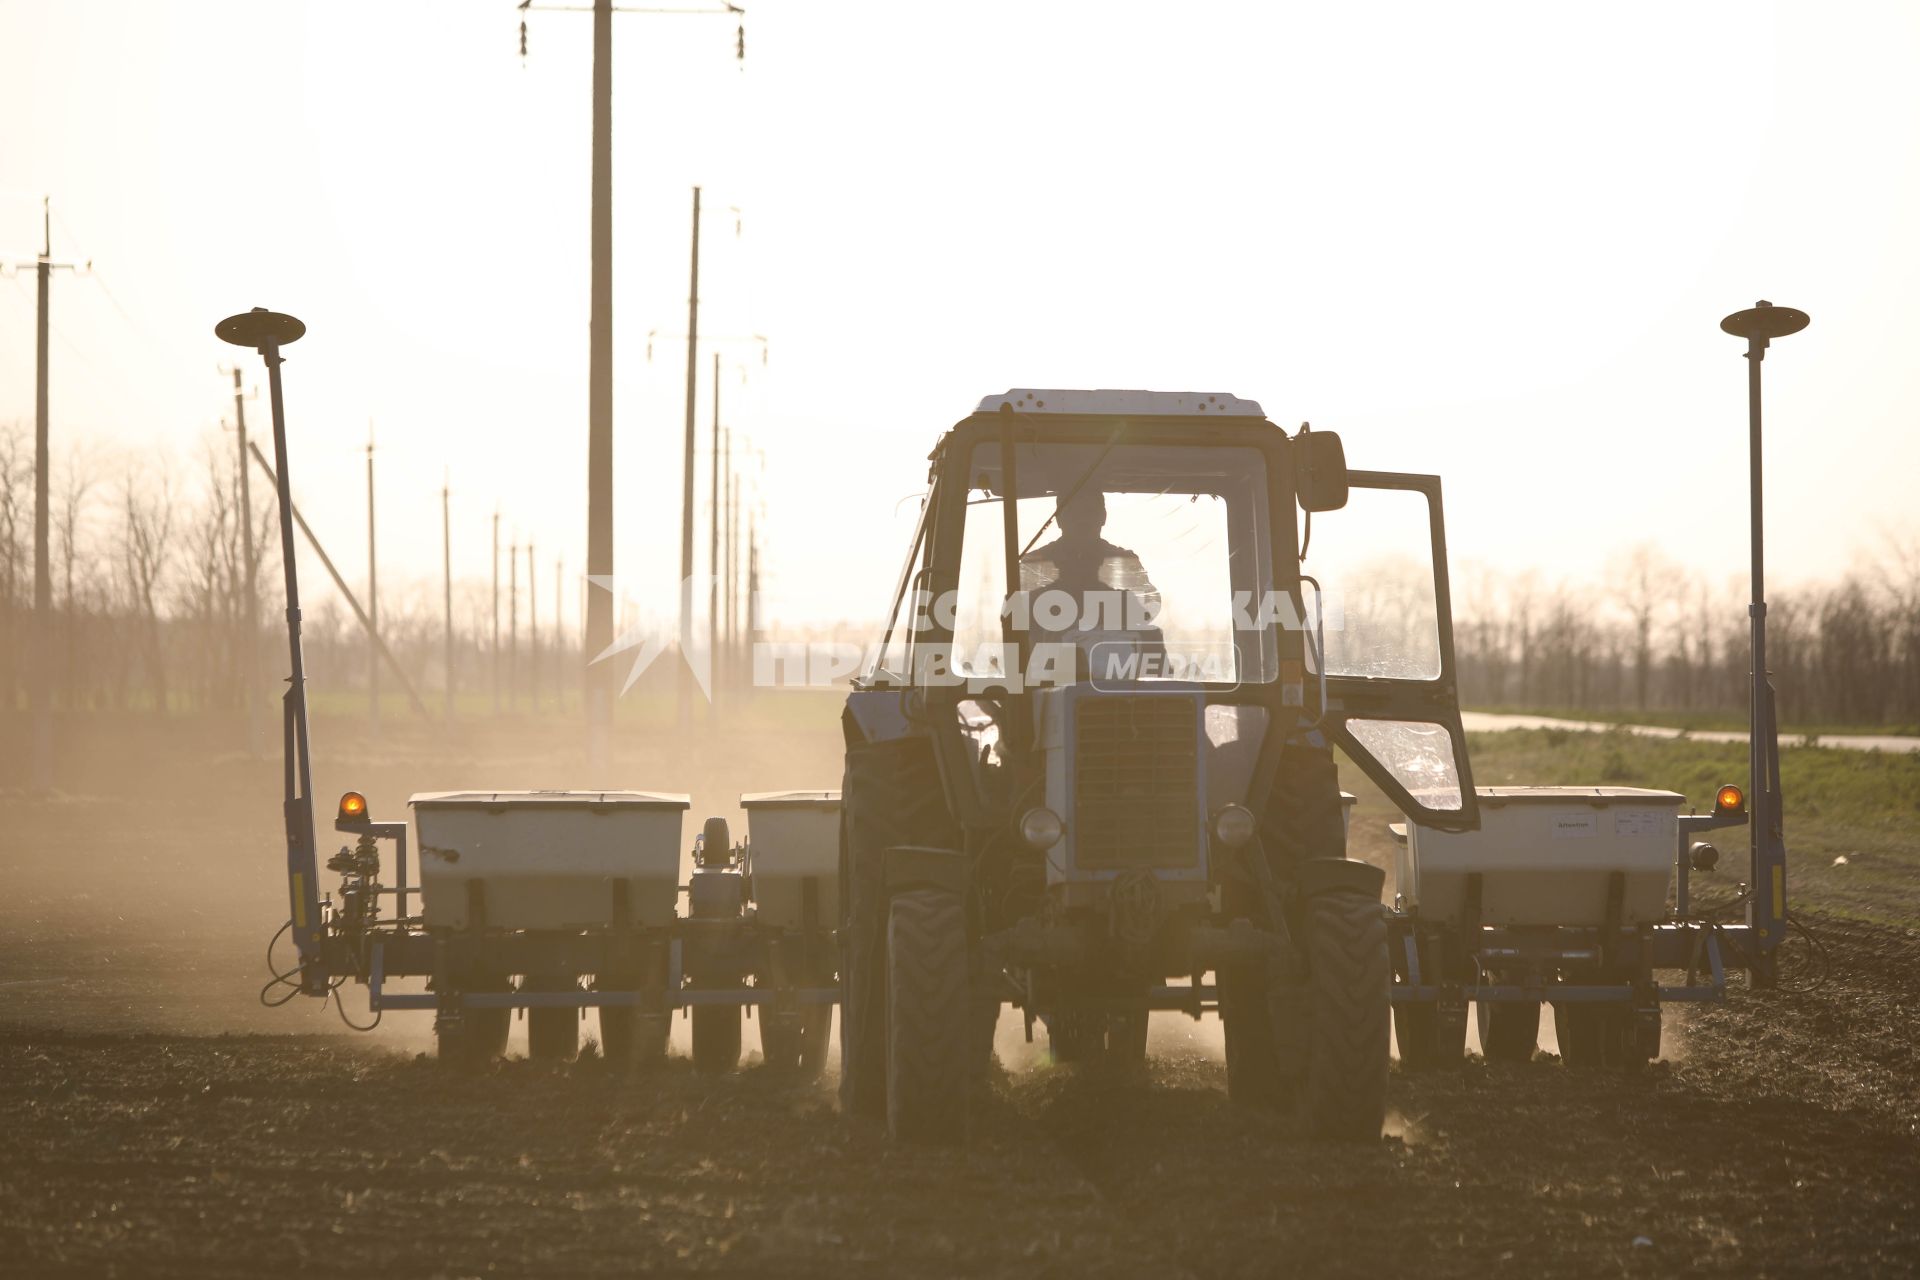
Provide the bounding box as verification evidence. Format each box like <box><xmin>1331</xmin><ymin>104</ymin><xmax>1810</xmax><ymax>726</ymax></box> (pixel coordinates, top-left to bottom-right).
<box><xmin>409</xmin><ymin>789</ymin><xmax>691</xmax><ymax>810</ymax></box>
<box><xmin>740</xmin><ymin>790</ymin><xmax>841</xmax><ymax>809</ymax></box>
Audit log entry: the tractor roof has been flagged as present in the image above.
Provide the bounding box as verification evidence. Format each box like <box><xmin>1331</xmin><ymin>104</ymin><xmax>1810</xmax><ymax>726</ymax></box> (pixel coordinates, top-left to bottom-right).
<box><xmin>974</xmin><ymin>389</ymin><xmax>1264</xmax><ymax>417</ymax></box>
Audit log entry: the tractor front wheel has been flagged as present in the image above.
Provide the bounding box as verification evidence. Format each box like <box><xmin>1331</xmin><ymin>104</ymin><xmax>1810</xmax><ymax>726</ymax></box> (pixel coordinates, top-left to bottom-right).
<box><xmin>1299</xmin><ymin>889</ymin><xmax>1390</xmax><ymax>1140</ymax></box>
<box><xmin>885</xmin><ymin>888</ymin><xmax>970</xmax><ymax>1144</ymax></box>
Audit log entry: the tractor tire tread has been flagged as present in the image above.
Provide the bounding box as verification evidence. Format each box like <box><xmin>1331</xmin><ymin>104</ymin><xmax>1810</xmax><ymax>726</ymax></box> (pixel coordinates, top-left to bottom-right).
<box><xmin>1301</xmin><ymin>890</ymin><xmax>1390</xmax><ymax>1141</ymax></box>
<box><xmin>886</xmin><ymin>888</ymin><xmax>970</xmax><ymax>1144</ymax></box>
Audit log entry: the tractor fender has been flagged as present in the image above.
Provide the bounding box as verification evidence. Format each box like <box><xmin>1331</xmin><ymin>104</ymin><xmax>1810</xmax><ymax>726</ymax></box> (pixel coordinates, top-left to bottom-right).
<box><xmin>1294</xmin><ymin>857</ymin><xmax>1386</xmax><ymax>902</ymax></box>
<box><xmin>845</xmin><ymin>689</ymin><xmax>916</xmax><ymax>746</ymax></box>
<box><xmin>883</xmin><ymin>845</ymin><xmax>968</xmax><ymax>897</ymax></box>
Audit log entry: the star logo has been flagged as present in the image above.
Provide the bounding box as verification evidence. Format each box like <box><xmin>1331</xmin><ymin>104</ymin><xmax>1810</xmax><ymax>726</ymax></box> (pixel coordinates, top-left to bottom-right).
<box><xmin>584</xmin><ymin>574</ymin><xmax>713</xmax><ymax>700</ymax></box>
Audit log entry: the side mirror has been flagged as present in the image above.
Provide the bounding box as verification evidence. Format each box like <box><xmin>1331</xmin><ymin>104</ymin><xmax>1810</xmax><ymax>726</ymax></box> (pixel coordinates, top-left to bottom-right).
<box><xmin>1295</xmin><ymin>430</ymin><xmax>1349</xmax><ymax>513</ymax></box>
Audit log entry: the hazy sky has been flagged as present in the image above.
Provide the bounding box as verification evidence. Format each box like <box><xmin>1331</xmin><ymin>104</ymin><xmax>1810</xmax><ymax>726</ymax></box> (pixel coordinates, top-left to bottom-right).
<box><xmin>3</xmin><ymin>1</ymin><xmax>1917</xmax><ymax>633</ymax></box>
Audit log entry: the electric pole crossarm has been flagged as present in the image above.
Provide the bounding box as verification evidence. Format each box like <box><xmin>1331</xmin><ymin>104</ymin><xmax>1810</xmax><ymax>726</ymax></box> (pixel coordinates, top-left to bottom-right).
<box><xmin>525</xmin><ymin>4</ymin><xmax>744</xmax><ymax>13</ymax></box>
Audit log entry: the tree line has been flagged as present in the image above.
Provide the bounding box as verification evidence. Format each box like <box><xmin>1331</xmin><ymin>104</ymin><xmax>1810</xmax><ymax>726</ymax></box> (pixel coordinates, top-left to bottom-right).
<box><xmin>4</xmin><ymin>425</ymin><xmax>1917</xmax><ymax>730</ymax></box>
<box><xmin>1451</xmin><ymin>545</ymin><xmax>1920</xmax><ymax>728</ymax></box>
<box><xmin>0</xmin><ymin>427</ymin><xmax>574</xmax><ymax>718</ymax></box>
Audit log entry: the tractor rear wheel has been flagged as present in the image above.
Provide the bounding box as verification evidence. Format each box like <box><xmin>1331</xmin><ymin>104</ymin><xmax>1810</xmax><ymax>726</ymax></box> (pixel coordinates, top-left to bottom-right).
<box><xmin>885</xmin><ymin>888</ymin><xmax>970</xmax><ymax>1144</ymax></box>
<box><xmin>1477</xmin><ymin>999</ymin><xmax>1541</xmax><ymax>1063</ymax></box>
<box><xmin>839</xmin><ymin>735</ymin><xmax>962</xmax><ymax>1121</ymax></box>
<box><xmin>1299</xmin><ymin>889</ymin><xmax>1390</xmax><ymax>1140</ymax></box>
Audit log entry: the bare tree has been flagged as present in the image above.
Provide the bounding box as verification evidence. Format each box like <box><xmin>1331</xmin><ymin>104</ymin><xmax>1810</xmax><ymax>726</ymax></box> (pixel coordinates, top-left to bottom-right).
<box><xmin>1608</xmin><ymin>544</ymin><xmax>1680</xmax><ymax>712</ymax></box>
<box><xmin>179</xmin><ymin>437</ymin><xmax>242</xmax><ymax>712</ymax></box>
<box><xmin>0</xmin><ymin>424</ymin><xmax>28</xmax><ymax>713</ymax></box>
<box><xmin>54</xmin><ymin>447</ymin><xmax>94</xmax><ymax>711</ymax></box>
<box><xmin>119</xmin><ymin>465</ymin><xmax>175</xmax><ymax>715</ymax></box>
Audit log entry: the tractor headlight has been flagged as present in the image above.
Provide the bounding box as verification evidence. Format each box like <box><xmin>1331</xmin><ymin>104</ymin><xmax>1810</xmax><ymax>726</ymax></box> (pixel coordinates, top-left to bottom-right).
<box><xmin>1019</xmin><ymin>807</ymin><xmax>1063</xmax><ymax>851</ymax></box>
<box><xmin>1212</xmin><ymin>804</ymin><xmax>1257</xmax><ymax>848</ymax></box>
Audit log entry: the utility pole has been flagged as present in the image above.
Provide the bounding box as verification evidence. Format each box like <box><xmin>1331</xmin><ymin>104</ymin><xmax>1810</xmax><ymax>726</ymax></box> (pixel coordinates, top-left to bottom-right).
<box><xmin>22</xmin><ymin>198</ymin><xmax>81</xmax><ymax>791</ymax></box>
<box><xmin>721</xmin><ymin>424</ymin><xmax>733</xmax><ymax>680</ymax></box>
<box><xmin>728</xmin><ymin>463</ymin><xmax>741</xmax><ymax>687</ymax></box>
<box><xmin>443</xmin><ymin>473</ymin><xmax>454</xmax><ymax>724</ymax></box>
<box><xmin>491</xmin><ymin>510</ymin><xmax>501</xmax><ymax>715</ymax></box>
<box><xmin>366</xmin><ymin>423</ymin><xmax>379</xmax><ymax>731</ymax></box>
<box><xmin>554</xmin><ymin>555</ymin><xmax>564</xmax><ymax>712</ymax></box>
<box><xmin>221</xmin><ymin>366</ymin><xmax>263</xmax><ymax>756</ymax></box>
<box><xmin>707</xmin><ymin>350</ymin><xmax>720</xmax><ymax>715</ymax></box>
<box><xmin>679</xmin><ymin>185</ymin><xmax>702</xmax><ymax>731</ymax></box>
<box><xmin>516</xmin><ymin>3</ymin><xmax>743</xmax><ymax>753</ymax></box>
<box><xmin>509</xmin><ymin>537</ymin><xmax>519</xmax><ymax>711</ymax></box>
<box><xmin>746</xmin><ymin>509</ymin><xmax>759</xmax><ymax>692</ymax></box>
<box><xmin>528</xmin><ymin>541</ymin><xmax>539</xmax><ymax>711</ymax></box>
<box><xmin>584</xmin><ymin>0</ymin><xmax>615</xmax><ymax>762</ymax></box>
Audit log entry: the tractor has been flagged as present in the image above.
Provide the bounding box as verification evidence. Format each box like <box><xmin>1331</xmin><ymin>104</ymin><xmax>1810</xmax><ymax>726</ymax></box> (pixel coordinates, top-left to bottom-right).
<box><xmin>835</xmin><ymin>389</ymin><xmax>1483</xmax><ymax>1143</ymax></box>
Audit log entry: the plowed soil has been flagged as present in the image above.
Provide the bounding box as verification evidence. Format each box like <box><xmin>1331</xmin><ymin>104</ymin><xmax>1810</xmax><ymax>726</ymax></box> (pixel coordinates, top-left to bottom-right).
<box><xmin>3</xmin><ymin>712</ymin><xmax>1917</xmax><ymax>1276</ymax></box>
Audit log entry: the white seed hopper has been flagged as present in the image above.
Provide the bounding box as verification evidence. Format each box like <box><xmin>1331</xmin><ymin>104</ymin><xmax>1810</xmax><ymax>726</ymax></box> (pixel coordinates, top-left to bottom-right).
<box><xmin>410</xmin><ymin>791</ymin><xmax>691</xmax><ymax>930</ymax></box>
<box><xmin>1396</xmin><ymin>786</ymin><xmax>1684</xmax><ymax>927</ymax></box>
<box><xmin>741</xmin><ymin>791</ymin><xmax>840</xmax><ymax>930</ymax></box>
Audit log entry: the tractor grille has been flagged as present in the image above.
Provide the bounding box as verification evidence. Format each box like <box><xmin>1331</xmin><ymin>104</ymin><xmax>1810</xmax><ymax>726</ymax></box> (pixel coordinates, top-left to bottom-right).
<box><xmin>1072</xmin><ymin>695</ymin><xmax>1201</xmax><ymax>871</ymax></box>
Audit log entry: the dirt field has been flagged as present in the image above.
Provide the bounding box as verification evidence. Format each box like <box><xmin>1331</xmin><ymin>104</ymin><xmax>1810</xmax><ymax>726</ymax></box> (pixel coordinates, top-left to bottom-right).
<box><xmin>3</xmin><ymin>709</ymin><xmax>1918</xmax><ymax>1276</ymax></box>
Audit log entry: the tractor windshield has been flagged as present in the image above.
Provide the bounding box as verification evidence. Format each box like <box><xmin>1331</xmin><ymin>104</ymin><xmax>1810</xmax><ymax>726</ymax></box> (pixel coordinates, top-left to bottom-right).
<box><xmin>953</xmin><ymin>441</ymin><xmax>1279</xmax><ymax>687</ymax></box>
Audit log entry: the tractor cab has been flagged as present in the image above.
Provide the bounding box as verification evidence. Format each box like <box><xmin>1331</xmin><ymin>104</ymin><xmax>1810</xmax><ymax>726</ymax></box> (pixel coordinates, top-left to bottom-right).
<box><xmin>840</xmin><ymin>389</ymin><xmax>1479</xmax><ymax>1142</ymax></box>
<box><xmin>851</xmin><ymin>388</ymin><xmax>1478</xmax><ymax>843</ymax></box>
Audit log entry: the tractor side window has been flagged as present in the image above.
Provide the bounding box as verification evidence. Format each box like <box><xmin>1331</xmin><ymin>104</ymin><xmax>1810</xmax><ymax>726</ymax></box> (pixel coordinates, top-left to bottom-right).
<box><xmin>952</xmin><ymin>489</ymin><xmax>1024</xmax><ymax>677</ymax></box>
<box><xmin>1345</xmin><ymin>719</ymin><xmax>1464</xmax><ymax>810</ymax></box>
<box><xmin>1301</xmin><ymin>486</ymin><xmax>1443</xmax><ymax>681</ymax></box>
